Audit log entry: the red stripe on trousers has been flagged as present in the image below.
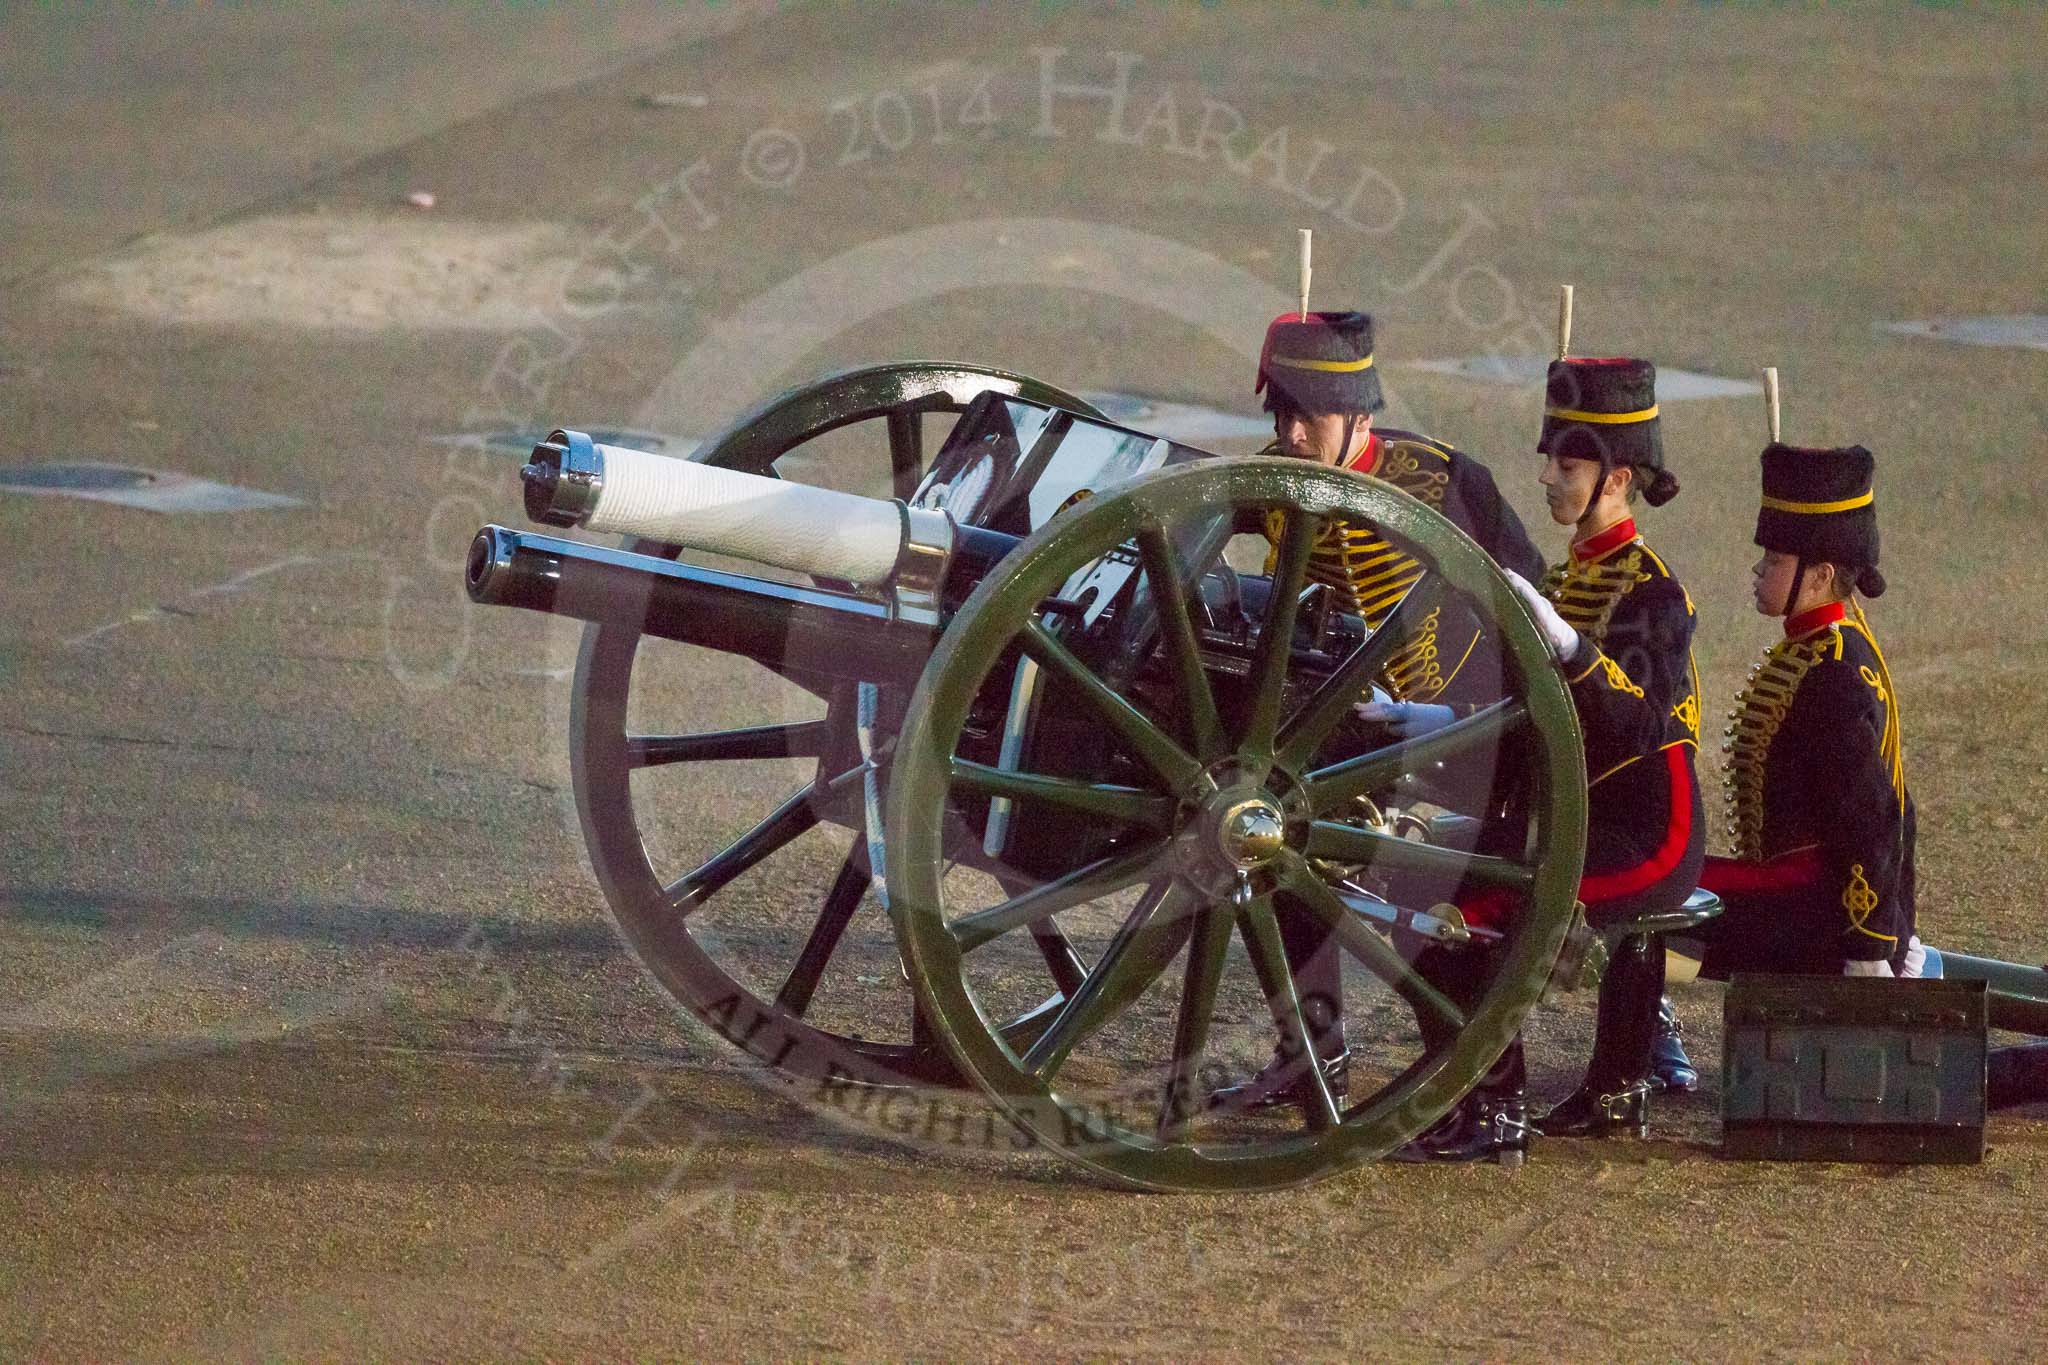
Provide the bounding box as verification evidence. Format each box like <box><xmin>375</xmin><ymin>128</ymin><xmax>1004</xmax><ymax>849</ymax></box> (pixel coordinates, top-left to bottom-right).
<box><xmin>1461</xmin><ymin>746</ymin><xmax>1695</xmax><ymax>929</ymax></box>
<box><xmin>1577</xmin><ymin>745</ymin><xmax>1695</xmax><ymax>903</ymax></box>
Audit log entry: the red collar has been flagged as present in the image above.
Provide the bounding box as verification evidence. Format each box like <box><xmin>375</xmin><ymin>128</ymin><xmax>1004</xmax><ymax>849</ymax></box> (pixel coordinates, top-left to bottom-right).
<box><xmin>1571</xmin><ymin>517</ymin><xmax>1638</xmax><ymax>564</ymax></box>
<box><xmin>1785</xmin><ymin>600</ymin><xmax>1847</xmax><ymax>638</ymax></box>
<box><xmin>1345</xmin><ymin>432</ymin><xmax>1381</xmax><ymax>475</ymax></box>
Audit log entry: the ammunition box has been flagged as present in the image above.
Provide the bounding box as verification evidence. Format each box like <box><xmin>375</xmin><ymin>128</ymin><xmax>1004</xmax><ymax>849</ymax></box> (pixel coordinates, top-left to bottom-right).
<box><xmin>1722</xmin><ymin>975</ymin><xmax>1986</xmax><ymax>1164</ymax></box>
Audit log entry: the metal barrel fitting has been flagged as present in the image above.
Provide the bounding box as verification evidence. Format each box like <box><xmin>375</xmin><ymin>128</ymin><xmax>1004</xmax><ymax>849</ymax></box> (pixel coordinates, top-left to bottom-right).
<box><xmin>520</xmin><ymin>428</ymin><xmax>604</xmax><ymax>527</ymax></box>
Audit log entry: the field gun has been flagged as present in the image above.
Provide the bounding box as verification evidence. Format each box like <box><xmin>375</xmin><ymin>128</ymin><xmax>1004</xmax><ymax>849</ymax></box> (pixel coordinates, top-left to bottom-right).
<box><xmin>464</xmin><ymin>362</ymin><xmax>1590</xmax><ymax>1190</ymax></box>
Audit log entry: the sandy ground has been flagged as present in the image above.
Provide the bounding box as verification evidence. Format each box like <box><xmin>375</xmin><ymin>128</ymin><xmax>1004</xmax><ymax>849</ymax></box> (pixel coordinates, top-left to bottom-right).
<box><xmin>49</xmin><ymin>212</ymin><xmax>599</xmax><ymax>333</ymax></box>
<box><xmin>0</xmin><ymin>2</ymin><xmax>790</xmax><ymax>287</ymax></box>
<box><xmin>3</xmin><ymin>2</ymin><xmax>2046</xmax><ymax>1358</ymax></box>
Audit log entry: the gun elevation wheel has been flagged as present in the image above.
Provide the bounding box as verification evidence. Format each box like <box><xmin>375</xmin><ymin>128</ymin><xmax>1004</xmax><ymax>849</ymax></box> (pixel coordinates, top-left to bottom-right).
<box><xmin>887</xmin><ymin>458</ymin><xmax>1588</xmax><ymax>1189</ymax></box>
<box><xmin>572</xmin><ymin>363</ymin><xmax>1103</xmax><ymax>1085</ymax></box>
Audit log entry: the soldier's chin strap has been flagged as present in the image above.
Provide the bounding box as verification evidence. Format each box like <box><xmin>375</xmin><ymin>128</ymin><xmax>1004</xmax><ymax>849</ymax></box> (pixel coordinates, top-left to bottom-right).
<box><xmin>1783</xmin><ymin>557</ymin><xmax>1809</xmax><ymax>622</ymax></box>
<box><xmin>1564</xmin><ymin>455</ymin><xmax>1615</xmax><ymax>530</ymax></box>
<box><xmin>1568</xmin><ymin>467</ymin><xmax>1601</xmax><ymax>528</ymax></box>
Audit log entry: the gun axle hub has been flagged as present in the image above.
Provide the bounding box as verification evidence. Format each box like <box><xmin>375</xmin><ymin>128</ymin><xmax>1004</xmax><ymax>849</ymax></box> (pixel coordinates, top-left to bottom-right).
<box><xmin>1216</xmin><ymin>797</ymin><xmax>1286</xmax><ymax>870</ymax></box>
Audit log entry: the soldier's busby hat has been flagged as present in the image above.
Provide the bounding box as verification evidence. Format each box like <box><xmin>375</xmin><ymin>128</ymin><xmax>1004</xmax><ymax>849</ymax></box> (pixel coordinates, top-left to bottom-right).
<box><xmin>1756</xmin><ymin>442</ymin><xmax>1879</xmax><ymax>567</ymax></box>
<box><xmin>1256</xmin><ymin>311</ymin><xmax>1384</xmax><ymax>415</ymax></box>
<box><xmin>1537</xmin><ymin>357</ymin><xmax>1678</xmax><ymax>505</ymax></box>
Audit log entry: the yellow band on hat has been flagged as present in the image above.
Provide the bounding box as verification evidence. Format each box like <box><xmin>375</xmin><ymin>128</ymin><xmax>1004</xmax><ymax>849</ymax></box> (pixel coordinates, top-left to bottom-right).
<box><xmin>1270</xmin><ymin>353</ymin><xmax>1374</xmax><ymax>373</ymax></box>
<box><xmin>1760</xmin><ymin>489</ymin><xmax>1874</xmax><ymax>514</ymax></box>
<box><xmin>1545</xmin><ymin>404</ymin><xmax>1660</xmax><ymax>424</ymax></box>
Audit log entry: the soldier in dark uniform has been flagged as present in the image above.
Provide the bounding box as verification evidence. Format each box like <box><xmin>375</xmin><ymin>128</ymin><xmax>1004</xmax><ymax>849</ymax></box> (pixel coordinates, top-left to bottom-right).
<box><xmin>1524</xmin><ymin>357</ymin><xmax>1705</xmax><ymax>1136</ymax></box>
<box><xmin>1692</xmin><ymin>442</ymin><xmax>1917</xmax><ymax>979</ymax></box>
<box><xmin>1213</xmin><ymin>310</ymin><xmax>1545</xmax><ymax>1112</ymax></box>
<box><xmin>1397</xmin><ymin>356</ymin><xmax>1706</xmax><ymax>1159</ymax></box>
<box><xmin>1252</xmin><ymin>311</ymin><xmax>1546</xmax><ymax>704</ymax></box>
<box><xmin>1688</xmin><ymin>445</ymin><xmax>2048</xmax><ymax>1109</ymax></box>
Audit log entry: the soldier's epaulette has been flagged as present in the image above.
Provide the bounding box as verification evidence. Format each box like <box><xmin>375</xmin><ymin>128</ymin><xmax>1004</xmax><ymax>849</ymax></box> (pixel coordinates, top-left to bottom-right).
<box><xmin>1639</xmin><ymin>543</ymin><xmax>1702</xmax><ymax>632</ymax></box>
<box><xmin>1375</xmin><ymin>430</ymin><xmax>1455</xmax><ymax>461</ymax></box>
<box><xmin>1370</xmin><ymin>434</ymin><xmax>1452</xmax><ymax>508</ymax></box>
<box><xmin>1634</xmin><ymin>542</ymin><xmax>1680</xmax><ymax>586</ymax></box>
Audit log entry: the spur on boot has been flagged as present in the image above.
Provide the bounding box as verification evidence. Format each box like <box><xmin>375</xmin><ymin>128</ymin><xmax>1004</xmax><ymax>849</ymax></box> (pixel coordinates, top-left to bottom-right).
<box><xmin>1535</xmin><ymin>1082</ymin><xmax>1650</xmax><ymax>1138</ymax></box>
<box><xmin>1388</xmin><ymin>1092</ymin><xmax>1532</xmax><ymax>1166</ymax></box>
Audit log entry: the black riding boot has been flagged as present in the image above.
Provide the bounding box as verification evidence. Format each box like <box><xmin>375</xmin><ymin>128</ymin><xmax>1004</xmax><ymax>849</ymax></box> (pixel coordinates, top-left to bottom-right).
<box><xmin>1538</xmin><ymin>933</ymin><xmax>1665</xmax><ymax>1138</ymax></box>
<box><xmin>1206</xmin><ymin>902</ymin><xmax>1347</xmax><ymax>1113</ymax></box>
<box><xmin>1650</xmin><ymin>995</ymin><xmax>1698</xmax><ymax>1093</ymax></box>
<box><xmin>1387</xmin><ymin>1039</ymin><xmax>1532</xmax><ymax>1166</ymax></box>
<box><xmin>1385</xmin><ymin>944</ymin><xmax>1531</xmax><ymax>1165</ymax></box>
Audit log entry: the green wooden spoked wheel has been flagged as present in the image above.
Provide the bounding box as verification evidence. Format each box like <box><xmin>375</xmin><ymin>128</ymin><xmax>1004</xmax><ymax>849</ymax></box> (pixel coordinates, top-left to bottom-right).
<box><xmin>886</xmin><ymin>458</ymin><xmax>1588</xmax><ymax>1189</ymax></box>
<box><xmin>572</xmin><ymin>363</ymin><xmax>1102</xmax><ymax>1086</ymax></box>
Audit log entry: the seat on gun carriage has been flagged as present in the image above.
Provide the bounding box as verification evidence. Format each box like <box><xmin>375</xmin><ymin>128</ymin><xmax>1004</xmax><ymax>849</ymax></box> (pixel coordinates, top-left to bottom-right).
<box><xmin>1550</xmin><ymin>887</ymin><xmax>1723</xmax><ymax>993</ymax></box>
<box><xmin>1600</xmin><ymin>886</ymin><xmax>1724</xmax><ymax>945</ymax></box>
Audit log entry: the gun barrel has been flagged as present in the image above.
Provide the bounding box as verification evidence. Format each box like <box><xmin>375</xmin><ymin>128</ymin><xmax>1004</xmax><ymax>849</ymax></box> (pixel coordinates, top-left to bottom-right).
<box><xmin>465</xmin><ymin>525</ymin><xmax>940</xmax><ymax>684</ymax></box>
<box><xmin>1939</xmin><ymin>951</ymin><xmax>2048</xmax><ymax>1035</ymax></box>
<box><xmin>521</xmin><ymin>429</ymin><xmax>912</xmax><ymax>586</ymax></box>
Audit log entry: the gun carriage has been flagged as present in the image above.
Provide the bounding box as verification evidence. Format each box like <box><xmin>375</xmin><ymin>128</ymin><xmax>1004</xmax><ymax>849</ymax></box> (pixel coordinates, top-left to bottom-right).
<box><xmin>467</xmin><ymin>362</ymin><xmax>2048</xmax><ymax>1190</ymax></box>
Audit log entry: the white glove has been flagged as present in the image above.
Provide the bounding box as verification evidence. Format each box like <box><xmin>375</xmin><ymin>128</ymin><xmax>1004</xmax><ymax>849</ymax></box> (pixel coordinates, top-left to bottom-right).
<box><xmin>1843</xmin><ymin>958</ymin><xmax>1896</xmax><ymax>978</ymax></box>
<box><xmin>1354</xmin><ymin>699</ymin><xmax>1458</xmax><ymax>739</ymax></box>
<box><xmin>1899</xmin><ymin>935</ymin><xmax>1930</xmax><ymax>979</ymax></box>
<box><xmin>1502</xmin><ymin>569</ymin><xmax>1580</xmax><ymax>662</ymax></box>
